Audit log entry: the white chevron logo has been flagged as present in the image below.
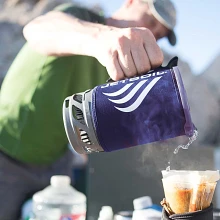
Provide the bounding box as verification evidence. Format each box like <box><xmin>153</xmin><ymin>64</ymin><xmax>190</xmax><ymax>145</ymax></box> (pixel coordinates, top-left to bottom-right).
<box><xmin>102</xmin><ymin>77</ymin><xmax>162</xmax><ymax>112</ymax></box>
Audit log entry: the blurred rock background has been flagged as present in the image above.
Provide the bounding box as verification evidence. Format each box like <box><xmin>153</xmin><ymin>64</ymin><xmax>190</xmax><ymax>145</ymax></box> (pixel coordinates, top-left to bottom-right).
<box><xmin>0</xmin><ymin>0</ymin><xmax>73</xmax><ymax>83</ymax></box>
<box><xmin>0</xmin><ymin>0</ymin><xmax>219</xmax><ymax>146</ymax></box>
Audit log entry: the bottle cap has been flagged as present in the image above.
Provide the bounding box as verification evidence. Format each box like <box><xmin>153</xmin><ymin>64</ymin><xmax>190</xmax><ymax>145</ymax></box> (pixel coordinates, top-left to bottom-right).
<box><xmin>114</xmin><ymin>211</ymin><xmax>133</xmax><ymax>220</ymax></box>
<box><xmin>133</xmin><ymin>196</ymin><xmax>152</xmax><ymax>210</ymax></box>
<box><xmin>50</xmin><ymin>175</ymin><xmax>71</xmax><ymax>187</ymax></box>
<box><xmin>98</xmin><ymin>206</ymin><xmax>113</xmax><ymax>220</ymax></box>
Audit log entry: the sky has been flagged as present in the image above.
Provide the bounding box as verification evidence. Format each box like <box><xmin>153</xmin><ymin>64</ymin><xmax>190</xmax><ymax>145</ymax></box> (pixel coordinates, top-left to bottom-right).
<box><xmin>79</xmin><ymin>0</ymin><xmax>220</xmax><ymax>75</ymax></box>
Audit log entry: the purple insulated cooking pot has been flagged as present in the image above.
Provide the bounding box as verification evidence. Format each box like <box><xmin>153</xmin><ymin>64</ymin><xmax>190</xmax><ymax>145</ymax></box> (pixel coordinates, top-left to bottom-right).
<box><xmin>63</xmin><ymin>57</ymin><xmax>195</xmax><ymax>154</ymax></box>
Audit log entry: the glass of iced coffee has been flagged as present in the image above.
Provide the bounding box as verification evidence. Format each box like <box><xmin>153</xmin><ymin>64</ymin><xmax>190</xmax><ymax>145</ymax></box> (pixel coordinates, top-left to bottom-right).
<box><xmin>161</xmin><ymin>170</ymin><xmax>219</xmax><ymax>214</ymax></box>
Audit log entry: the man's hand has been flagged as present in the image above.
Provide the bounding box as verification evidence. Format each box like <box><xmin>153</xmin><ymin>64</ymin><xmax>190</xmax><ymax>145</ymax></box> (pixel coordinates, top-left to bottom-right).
<box><xmin>94</xmin><ymin>27</ymin><xmax>163</xmax><ymax>81</ymax></box>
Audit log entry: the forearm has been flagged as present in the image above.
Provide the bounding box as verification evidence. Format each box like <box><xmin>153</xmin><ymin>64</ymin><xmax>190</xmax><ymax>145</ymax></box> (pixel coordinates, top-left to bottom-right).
<box><xmin>23</xmin><ymin>10</ymin><xmax>164</xmax><ymax>80</ymax></box>
<box><xmin>23</xmin><ymin>11</ymin><xmax>112</xmax><ymax>56</ymax></box>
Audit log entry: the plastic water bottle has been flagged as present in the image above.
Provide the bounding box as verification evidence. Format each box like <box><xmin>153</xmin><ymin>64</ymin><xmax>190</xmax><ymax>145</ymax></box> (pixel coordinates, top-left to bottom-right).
<box><xmin>132</xmin><ymin>196</ymin><xmax>162</xmax><ymax>220</ymax></box>
<box><xmin>32</xmin><ymin>175</ymin><xmax>86</xmax><ymax>220</ymax></box>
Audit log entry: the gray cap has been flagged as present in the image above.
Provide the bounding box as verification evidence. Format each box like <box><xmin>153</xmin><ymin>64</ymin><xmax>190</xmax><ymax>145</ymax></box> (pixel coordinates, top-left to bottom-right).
<box><xmin>142</xmin><ymin>0</ymin><xmax>177</xmax><ymax>46</ymax></box>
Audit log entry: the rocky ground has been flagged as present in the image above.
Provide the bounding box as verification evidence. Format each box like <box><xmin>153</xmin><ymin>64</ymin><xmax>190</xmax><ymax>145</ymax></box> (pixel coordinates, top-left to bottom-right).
<box><xmin>0</xmin><ymin>0</ymin><xmax>71</xmax><ymax>83</ymax></box>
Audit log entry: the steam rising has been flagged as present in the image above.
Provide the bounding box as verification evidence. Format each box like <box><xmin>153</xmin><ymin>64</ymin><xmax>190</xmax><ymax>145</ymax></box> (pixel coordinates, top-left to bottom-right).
<box><xmin>136</xmin><ymin>134</ymin><xmax>215</xmax><ymax>179</ymax></box>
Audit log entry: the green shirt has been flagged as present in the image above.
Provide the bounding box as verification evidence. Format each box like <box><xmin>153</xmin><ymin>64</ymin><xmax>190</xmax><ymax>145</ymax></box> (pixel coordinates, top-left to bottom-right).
<box><xmin>0</xmin><ymin>4</ymin><xmax>108</xmax><ymax>165</ymax></box>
